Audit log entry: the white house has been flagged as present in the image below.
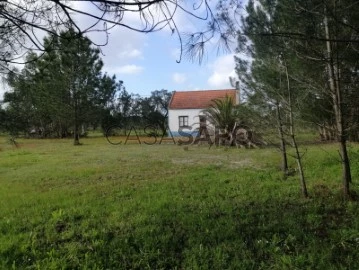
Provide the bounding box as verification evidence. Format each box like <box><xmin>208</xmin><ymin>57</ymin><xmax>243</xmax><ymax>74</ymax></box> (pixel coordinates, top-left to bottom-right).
<box><xmin>168</xmin><ymin>89</ymin><xmax>240</xmax><ymax>136</ymax></box>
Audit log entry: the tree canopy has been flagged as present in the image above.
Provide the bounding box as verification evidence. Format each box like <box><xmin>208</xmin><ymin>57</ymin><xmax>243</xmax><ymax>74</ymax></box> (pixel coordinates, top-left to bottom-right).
<box><xmin>236</xmin><ymin>0</ymin><xmax>359</xmax><ymax>196</ymax></box>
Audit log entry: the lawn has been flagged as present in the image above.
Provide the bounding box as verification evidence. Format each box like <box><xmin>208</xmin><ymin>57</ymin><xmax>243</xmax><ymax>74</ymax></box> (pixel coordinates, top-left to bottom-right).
<box><xmin>0</xmin><ymin>136</ymin><xmax>359</xmax><ymax>269</ymax></box>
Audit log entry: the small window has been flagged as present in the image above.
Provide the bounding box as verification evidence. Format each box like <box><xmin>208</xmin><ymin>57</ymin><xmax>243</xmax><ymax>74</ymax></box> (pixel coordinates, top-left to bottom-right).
<box><xmin>179</xmin><ymin>116</ymin><xmax>189</xmax><ymax>127</ymax></box>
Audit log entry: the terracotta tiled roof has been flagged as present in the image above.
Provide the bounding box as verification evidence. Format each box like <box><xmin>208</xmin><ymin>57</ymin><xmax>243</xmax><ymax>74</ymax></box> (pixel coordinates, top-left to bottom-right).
<box><xmin>168</xmin><ymin>89</ymin><xmax>238</xmax><ymax>109</ymax></box>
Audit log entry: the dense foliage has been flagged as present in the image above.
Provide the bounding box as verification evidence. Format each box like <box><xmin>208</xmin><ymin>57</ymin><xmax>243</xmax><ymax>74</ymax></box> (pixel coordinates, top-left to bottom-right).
<box><xmin>237</xmin><ymin>0</ymin><xmax>359</xmax><ymax>140</ymax></box>
<box><xmin>236</xmin><ymin>0</ymin><xmax>359</xmax><ymax>196</ymax></box>
<box><xmin>1</xmin><ymin>30</ymin><xmax>171</xmax><ymax>143</ymax></box>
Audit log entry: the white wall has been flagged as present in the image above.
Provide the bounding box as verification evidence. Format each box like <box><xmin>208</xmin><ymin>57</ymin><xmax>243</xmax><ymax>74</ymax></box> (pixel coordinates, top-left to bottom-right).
<box><xmin>168</xmin><ymin>109</ymin><xmax>204</xmax><ymax>135</ymax></box>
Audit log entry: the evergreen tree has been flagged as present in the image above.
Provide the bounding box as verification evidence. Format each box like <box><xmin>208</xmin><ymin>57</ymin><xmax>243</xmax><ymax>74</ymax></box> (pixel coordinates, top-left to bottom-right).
<box><xmin>236</xmin><ymin>0</ymin><xmax>359</xmax><ymax>196</ymax></box>
<box><xmin>4</xmin><ymin>29</ymin><xmax>119</xmax><ymax>144</ymax></box>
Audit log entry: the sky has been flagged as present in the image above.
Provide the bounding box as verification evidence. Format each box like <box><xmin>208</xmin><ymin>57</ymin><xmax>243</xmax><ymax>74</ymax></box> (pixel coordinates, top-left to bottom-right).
<box><xmin>0</xmin><ymin>0</ymin><xmax>242</xmax><ymax>99</ymax></box>
<box><xmin>99</xmin><ymin>30</ymin><xmax>238</xmax><ymax>97</ymax></box>
<box><xmin>76</xmin><ymin>1</ymin><xmax>240</xmax><ymax>97</ymax></box>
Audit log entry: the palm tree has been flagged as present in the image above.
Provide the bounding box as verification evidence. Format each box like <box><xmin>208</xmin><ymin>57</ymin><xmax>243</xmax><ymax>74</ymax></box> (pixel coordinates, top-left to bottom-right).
<box><xmin>202</xmin><ymin>95</ymin><xmax>239</xmax><ymax>133</ymax></box>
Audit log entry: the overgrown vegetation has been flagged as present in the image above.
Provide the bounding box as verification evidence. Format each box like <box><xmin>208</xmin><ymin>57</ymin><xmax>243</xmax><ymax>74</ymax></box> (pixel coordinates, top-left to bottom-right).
<box><xmin>1</xmin><ymin>137</ymin><xmax>358</xmax><ymax>269</ymax></box>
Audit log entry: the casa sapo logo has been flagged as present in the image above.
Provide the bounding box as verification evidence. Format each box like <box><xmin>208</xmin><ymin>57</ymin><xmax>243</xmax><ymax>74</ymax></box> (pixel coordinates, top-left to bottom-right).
<box><xmin>105</xmin><ymin>124</ymin><xmax>225</xmax><ymax>146</ymax></box>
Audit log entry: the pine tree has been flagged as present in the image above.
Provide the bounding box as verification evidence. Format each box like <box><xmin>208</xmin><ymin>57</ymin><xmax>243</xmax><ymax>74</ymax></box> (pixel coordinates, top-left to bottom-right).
<box><xmin>237</xmin><ymin>0</ymin><xmax>359</xmax><ymax>197</ymax></box>
<box><xmin>4</xmin><ymin>29</ymin><xmax>118</xmax><ymax>144</ymax></box>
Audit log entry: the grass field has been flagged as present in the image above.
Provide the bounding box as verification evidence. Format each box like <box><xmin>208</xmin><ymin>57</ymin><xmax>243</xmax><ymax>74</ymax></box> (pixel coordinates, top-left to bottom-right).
<box><xmin>1</xmin><ymin>136</ymin><xmax>359</xmax><ymax>269</ymax></box>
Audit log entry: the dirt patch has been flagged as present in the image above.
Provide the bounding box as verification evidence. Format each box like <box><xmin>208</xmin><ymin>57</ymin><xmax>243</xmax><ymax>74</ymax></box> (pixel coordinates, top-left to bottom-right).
<box><xmin>171</xmin><ymin>157</ymin><xmax>256</xmax><ymax>169</ymax></box>
<box><xmin>20</xmin><ymin>143</ymin><xmax>38</xmax><ymax>149</ymax></box>
<box><xmin>229</xmin><ymin>159</ymin><xmax>256</xmax><ymax>169</ymax></box>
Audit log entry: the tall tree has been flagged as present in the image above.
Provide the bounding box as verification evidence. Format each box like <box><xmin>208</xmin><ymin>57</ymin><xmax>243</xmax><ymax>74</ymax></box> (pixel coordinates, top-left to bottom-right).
<box><xmin>94</xmin><ymin>74</ymin><xmax>120</xmax><ymax>131</ymax></box>
<box><xmin>236</xmin><ymin>0</ymin><xmax>359</xmax><ymax>197</ymax></box>
<box><xmin>59</xmin><ymin>30</ymin><xmax>104</xmax><ymax>144</ymax></box>
<box><xmin>35</xmin><ymin>29</ymin><xmax>105</xmax><ymax>144</ymax></box>
<box><xmin>235</xmin><ymin>0</ymin><xmax>292</xmax><ymax>177</ymax></box>
<box><xmin>4</xmin><ymin>29</ymin><xmax>118</xmax><ymax>144</ymax></box>
<box><xmin>4</xmin><ymin>55</ymin><xmax>41</xmax><ymax>135</ymax></box>
<box><xmin>140</xmin><ymin>89</ymin><xmax>172</xmax><ymax>134</ymax></box>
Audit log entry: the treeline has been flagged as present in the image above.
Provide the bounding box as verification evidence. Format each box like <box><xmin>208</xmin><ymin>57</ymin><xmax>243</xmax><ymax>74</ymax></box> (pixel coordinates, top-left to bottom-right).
<box><xmin>0</xmin><ymin>29</ymin><xmax>171</xmax><ymax>144</ymax></box>
<box><xmin>237</xmin><ymin>0</ymin><xmax>359</xmax><ymax>142</ymax></box>
<box><xmin>236</xmin><ymin>0</ymin><xmax>359</xmax><ymax>196</ymax></box>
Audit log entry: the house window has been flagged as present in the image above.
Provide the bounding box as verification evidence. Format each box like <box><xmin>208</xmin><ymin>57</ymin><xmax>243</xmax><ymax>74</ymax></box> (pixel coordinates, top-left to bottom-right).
<box><xmin>179</xmin><ymin>116</ymin><xmax>189</xmax><ymax>127</ymax></box>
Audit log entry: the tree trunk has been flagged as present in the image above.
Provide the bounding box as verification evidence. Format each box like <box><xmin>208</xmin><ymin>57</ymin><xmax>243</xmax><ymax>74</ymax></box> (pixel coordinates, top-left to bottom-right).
<box><xmin>293</xmin><ymin>137</ymin><xmax>308</xmax><ymax>198</ymax></box>
<box><xmin>74</xmin><ymin>124</ymin><xmax>80</xmax><ymax>145</ymax></box>
<box><xmin>324</xmin><ymin>12</ymin><xmax>352</xmax><ymax>197</ymax></box>
<box><xmin>339</xmin><ymin>138</ymin><xmax>351</xmax><ymax>195</ymax></box>
<box><xmin>74</xmin><ymin>98</ymin><xmax>81</xmax><ymax>145</ymax></box>
<box><xmin>284</xmin><ymin>63</ymin><xmax>308</xmax><ymax>198</ymax></box>
<box><xmin>276</xmin><ymin>101</ymin><xmax>289</xmax><ymax>177</ymax></box>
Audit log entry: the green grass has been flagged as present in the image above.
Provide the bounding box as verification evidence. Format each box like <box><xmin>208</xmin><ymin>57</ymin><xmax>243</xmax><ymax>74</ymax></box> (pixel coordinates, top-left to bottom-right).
<box><xmin>0</xmin><ymin>136</ymin><xmax>359</xmax><ymax>269</ymax></box>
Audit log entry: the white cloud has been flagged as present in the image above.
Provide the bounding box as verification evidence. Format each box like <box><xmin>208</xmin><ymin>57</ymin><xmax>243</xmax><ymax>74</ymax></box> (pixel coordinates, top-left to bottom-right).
<box><xmin>114</xmin><ymin>65</ymin><xmax>144</xmax><ymax>75</ymax></box>
<box><xmin>172</xmin><ymin>73</ymin><xmax>187</xmax><ymax>84</ymax></box>
<box><xmin>207</xmin><ymin>54</ymin><xmax>237</xmax><ymax>88</ymax></box>
<box><xmin>117</xmin><ymin>49</ymin><xmax>142</xmax><ymax>60</ymax></box>
<box><xmin>84</xmin><ymin>27</ymin><xmax>147</xmax><ymax>69</ymax></box>
<box><xmin>71</xmin><ymin>1</ymin><xmax>148</xmax><ymax>73</ymax></box>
